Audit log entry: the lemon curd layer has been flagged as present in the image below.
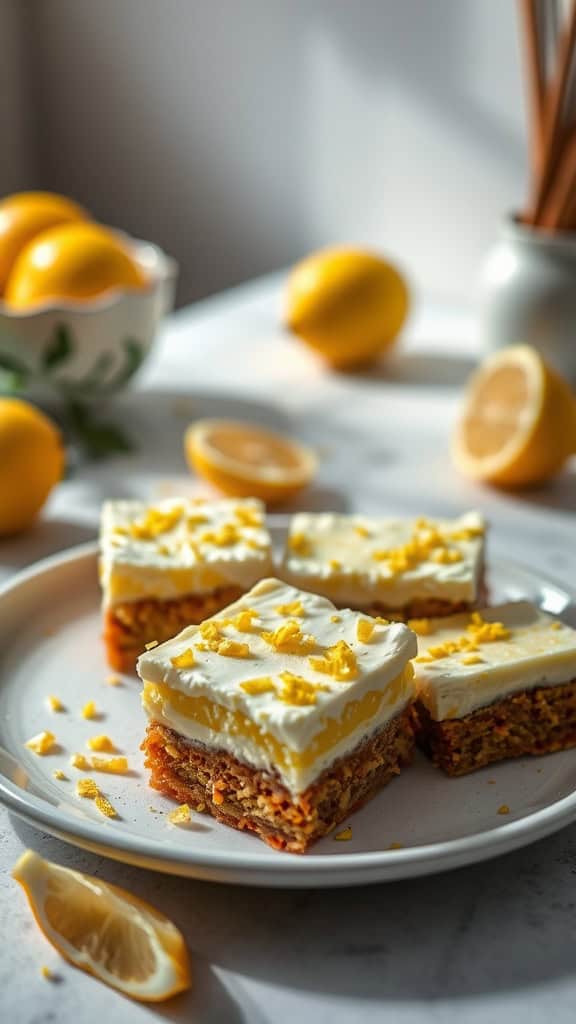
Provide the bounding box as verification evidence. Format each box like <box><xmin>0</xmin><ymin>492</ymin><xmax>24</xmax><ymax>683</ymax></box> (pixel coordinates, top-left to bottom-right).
<box><xmin>99</xmin><ymin>497</ymin><xmax>273</xmax><ymax>606</ymax></box>
<box><xmin>280</xmin><ymin>511</ymin><xmax>485</xmax><ymax>609</ymax></box>
<box><xmin>137</xmin><ymin>578</ymin><xmax>417</xmax><ymax>794</ymax></box>
<box><xmin>413</xmin><ymin>602</ymin><xmax>576</xmax><ymax>721</ymax></box>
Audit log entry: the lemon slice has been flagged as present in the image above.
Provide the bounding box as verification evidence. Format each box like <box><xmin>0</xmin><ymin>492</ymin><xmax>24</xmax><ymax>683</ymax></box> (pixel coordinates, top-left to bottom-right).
<box><xmin>452</xmin><ymin>345</ymin><xmax>576</xmax><ymax>487</ymax></box>
<box><xmin>185</xmin><ymin>418</ymin><xmax>317</xmax><ymax>504</ymax></box>
<box><xmin>13</xmin><ymin>850</ymin><xmax>191</xmax><ymax>1002</ymax></box>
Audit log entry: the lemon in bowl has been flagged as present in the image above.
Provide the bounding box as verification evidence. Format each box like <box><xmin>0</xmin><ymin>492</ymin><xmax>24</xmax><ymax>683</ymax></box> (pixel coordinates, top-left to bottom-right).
<box><xmin>285</xmin><ymin>246</ymin><xmax>409</xmax><ymax>369</ymax></box>
<box><xmin>0</xmin><ymin>191</ymin><xmax>88</xmax><ymax>294</ymax></box>
<box><xmin>0</xmin><ymin>205</ymin><xmax>177</xmax><ymax>402</ymax></box>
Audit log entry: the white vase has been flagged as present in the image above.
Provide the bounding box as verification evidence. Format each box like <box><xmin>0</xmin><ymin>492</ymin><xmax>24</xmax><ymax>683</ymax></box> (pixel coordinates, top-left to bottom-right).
<box><xmin>480</xmin><ymin>217</ymin><xmax>576</xmax><ymax>383</ymax></box>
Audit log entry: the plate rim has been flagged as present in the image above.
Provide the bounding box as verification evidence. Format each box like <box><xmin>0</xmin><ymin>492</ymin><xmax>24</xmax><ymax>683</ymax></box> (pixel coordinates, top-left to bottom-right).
<box><xmin>2</xmin><ymin>539</ymin><xmax>576</xmax><ymax>886</ymax></box>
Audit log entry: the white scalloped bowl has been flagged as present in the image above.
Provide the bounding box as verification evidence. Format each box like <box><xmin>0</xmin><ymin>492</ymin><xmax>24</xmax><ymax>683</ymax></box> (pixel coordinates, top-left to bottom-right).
<box><xmin>0</xmin><ymin>235</ymin><xmax>178</xmax><ymax>402</ymax></box>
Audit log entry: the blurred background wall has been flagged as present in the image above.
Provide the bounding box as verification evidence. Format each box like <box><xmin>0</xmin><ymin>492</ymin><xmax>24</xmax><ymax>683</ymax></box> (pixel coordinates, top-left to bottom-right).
<box><xmin>1</xmin><ymin>0</ymin><xmax>527</xmax><ymax>306</ymax></box>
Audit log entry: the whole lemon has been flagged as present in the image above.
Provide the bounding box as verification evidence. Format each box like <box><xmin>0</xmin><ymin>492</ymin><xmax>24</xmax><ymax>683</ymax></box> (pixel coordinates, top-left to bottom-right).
<box><xmin>285</xmin><ymin>247</ymin><xmax>409</xmax><ymax>369</ymax></box>
<box><xmin>0</xmin><ymin>398</ymin><xmax>64</xmax><ymax>535</ymax></box>
<box><xmin>0</xmin><ymin>191</ymin><xmax>87</xmax><ymax>295</ymax></box>
<box><xmin>5</xmin><ymin>222</ymin><xmax>147</xmax><ymax>310</ymax></box>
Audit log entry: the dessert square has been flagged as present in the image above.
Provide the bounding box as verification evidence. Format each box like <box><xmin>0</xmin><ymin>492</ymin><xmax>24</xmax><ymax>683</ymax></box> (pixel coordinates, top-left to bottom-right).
<box><xmin>137</xmin><ymin>577</ymin><xmax>417</xmax><ymax>853</ymax></box>
<box><xmin>411</xmin><ymin>602</ymin><xmax>576</xmax><ymax>776</ymax></box>
<box><xmin>280</xmin><ymin>511</ymin><xmax>486</xmax><ymax>619</ymax></box>
<box><xmin>99</xmin><ymin>497</ymin><xmax>273</xmax><ymax>672</ymax></box>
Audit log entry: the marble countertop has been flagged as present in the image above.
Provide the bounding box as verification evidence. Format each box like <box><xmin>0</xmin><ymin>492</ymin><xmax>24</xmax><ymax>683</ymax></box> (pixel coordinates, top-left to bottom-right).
<box><xmin>2</xmin><ymin>275</ymin><xmax>576</xmax><ymax>1024</ymax></box>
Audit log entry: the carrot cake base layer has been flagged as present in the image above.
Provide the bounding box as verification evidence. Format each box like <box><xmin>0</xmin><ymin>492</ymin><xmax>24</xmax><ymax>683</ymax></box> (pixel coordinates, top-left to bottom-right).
<box><xmin>412</xmin><ymin>677</ymin><xmax>576</xmax><ymax>776</ymax></box>
<box><xmin>360</xmin><ymin>571</ymin><xmax>488</xmax><ymax>621</ymax></box>
<box><xmin>104</xmin><ymin>586</ymin><xmax>244</xmax><ymax>672</ymax></box>
<box><xmin>142</xmin><ymin>706</ymin><xmax>415</xmax><ymax>853</ymax></box>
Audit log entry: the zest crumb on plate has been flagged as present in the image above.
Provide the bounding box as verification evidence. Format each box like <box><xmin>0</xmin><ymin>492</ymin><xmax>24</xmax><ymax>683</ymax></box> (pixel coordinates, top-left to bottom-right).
<box><xmin>334</xmin><ymin>826</ymin><xmax>352</xmax><ymax>842</ymax></box>
<box><xmin>46</xmin><ymin>696</ymin><xmax>65</xmax><ymax>713</ymax></box>
<box><xmin>94</xmin><ymin>794</ymin><xmax>118</xmax><ymax>819</ymax></box>
<box><xmin>70</xmin><ymin>753</ymin><xmax>89</xmax><ymax>770</ymax></box>
<box><xmin>167</xmin><ymin>804</ymin><xmax>192</xmax><ymax>826</ymax></box>
<box><xmin>388</xmin><ymin>842</ymin><xmax>404</xmax><ymax>850</ymax></box>
<box><xmin>25</xmin><ymin>731</ymin><xmax>56</xmax><ymax>755</ymax></box>
<box><xmin>52</xmin><ymin>769</ymin><xmax>67</xmax><ymax>781</ymax></box>
<box><xmin>106</xmin><ymin>674</ymin><xmax>122</xmax><ymax>686</ymax></box>
<box><xmin>90</xmin><ymin>756</ymin><xmax>128</xmax><ymax>774</ymax></box>
<box><xmin>498</xmin><ymin>804</ymin><xmax>510</xmax><ymax>815</ymax></box>
<box><xmin>86</xmin><ymin>735</ymin><xmax>115</xmax><ymax>753</ymax></box>
<box><xmin>76</xmin><ymin>778</ymin><xmax>100</xmax><ymax>799</ymax></box>
<box><xmin>81</xmin><ymin>701</ymin><xmax>98</xmax><ymax>720</ymax></box>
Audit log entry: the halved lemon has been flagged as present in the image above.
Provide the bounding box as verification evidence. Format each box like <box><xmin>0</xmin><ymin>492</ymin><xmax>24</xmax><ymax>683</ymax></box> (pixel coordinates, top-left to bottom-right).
<box><xmin>13</xmin><ymin>850</ymin><xmax>191</xmax><ymax>1002</ymax></box>
<box><xmin>452</xmin><ymin>345</ymin><xmax>576</xmax><ymax>487</ymax></box>
<box><xmin>185</xmin><ymin>418</ymin><xmax>317</xmax><ymax>503</ymax></box>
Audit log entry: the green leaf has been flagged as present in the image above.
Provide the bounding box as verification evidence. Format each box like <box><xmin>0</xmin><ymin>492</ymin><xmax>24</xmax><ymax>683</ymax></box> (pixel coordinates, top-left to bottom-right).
<box><xmin>43</xmin><ymin>324</ymin><xmax>73</xmax><ymax>371</ymax></box>
<box><xmin>0</xmin><ymin>352</ymin><xmax>30</xmax><ymax>393</ymax></box>
<box><xmin>0</xmin><ymin>352</ymin><xmax>29</xmax><ymax>376</ymax></box>
<box><xmin>64</xmin><ymin>398</ymin><xmax>135</xmax><ymax>460</ymax></box>
<box><xmin>109</xmin><ymin>338</ymin><xmax>145</xmax><ymax>390</ymax></box>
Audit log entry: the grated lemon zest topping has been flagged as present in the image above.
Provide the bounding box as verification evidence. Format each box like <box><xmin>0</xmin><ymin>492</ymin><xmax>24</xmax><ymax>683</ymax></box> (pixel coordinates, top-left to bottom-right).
<box><xmin>277</xmin><ymin>672</ymin><xmax>325</xmax><ymax>706</ymax></box>
<box><xmin>309</xmin><ymin>640</ymin><xmax>358</xmax><ymax>681</ymax></box>
<box><xmin>168</xmin><ymin>803</ymin><xmax>192</xmax><ymax>825</ymax></box>
<box><xmin>87</xmin><ymin>735</ymin><xmax>115</xmax><ymax>752</ymax></box>
<box><xmin>216</xmin><ymin>639</ymin><xmax>251</xmax><ymax>658</ymax></box>
<box><xmin>466</xmin><ymin>613</ymin><xmax>511</xmax><ymax>643</ymax></box>
<box><xmin>47</xmin><ymin>695</ymin><xmax>65</xmax><ymax>713</ymax></box>
<box><xmin>329</xmin><ymin>559</ymin><xmax>342</xmax><ymax>571</ymax></box>
<box><xmin>407</xmin><ymin>618</ymin><xmax>432</xmax><ymax>635</ymax></box>
<box><xmin>330</xmin><ymin>615</ymin><xmax>342</xmax><ymax>623</ymax></box>
<box><xmin>200</xmin><ymin>523</ymin><xmax>242</xmax><ymax>547</ymax></box>
<box><xmin>354</xmin><ymin>525</ymin><xmax>370</xmax><ymax>538</ymax></box>
<box><xmin>431</xmin><ymin>548</ymin><xmax>463</xmax><ymax>564</ymax></box>
<box><xmin>497</xmin><ymin>804</ymin><xmax>510</xmax><ymax>815</ymax></box>
<box><xmin>25</xmin><ymin>731</ymin><xmax>56</xmax><ymax>755</ymax></box>
<box><xmin>170</xmin><ymin>648</ymin><xmax>196</xmax><ymax>669</ymax></box>
<box><xmin>234</xmin><ymin>505</ymin><xmax>263</xmax><ymax>528</ymax></box>
<box><xmin>129</xmin><ymin>505</ymin><xmax>183</xmax><ymax>540</ymax></box>
<box><xmin>356</xmin><ymin>619</ymin><xmax>375</xmax><ymax>643</ymax></box>
<box><xmin>145</xmin><ymin>640</ymin><xmax>159</xmax><ymax>650</ymax></box>
<box><xmin>81</xmin><ymin>700</ymin><xmax>98</xmax><ymax>720</ymax></box>
<box><xmin>446</xmin><ymin>525</ymin><xmax>485</xmax><ymax>541</ymax></box>
<box><xmin>224</xmin><ymin>608</ymin><xmax>259</xmax><ymax>631</ymax></box>
<box><xmin>276</xmin><ymin>600</ymin><xmax>304</xmax><ymax>617</ymax></box>
<box><xmin>261</xmin><ymin>620</ymin><xmax>317</xmax><ymax>655</ymax></box>
<box><xmin>461</xmin><ymin>654</ymin><xmax>484</xmax><ymax>665</ymax></box>
<box><xmin>90</xmin><ymin>755</ymin><xmax>128</xmax><ymax>774</ymax></box>
<box><xmin>289</xmin><ymin>532</ymin><xmax>311</xmax><ymax>556</ymax></box>
<box><xmin>551</xmin><ymin>621</ymin><xmax>563</xmax><ymax>630</ymax></box>
<box><xmin>240</xmin><ymin>676</ymin><xmax>276</xmax><ymax>695</ymax></box>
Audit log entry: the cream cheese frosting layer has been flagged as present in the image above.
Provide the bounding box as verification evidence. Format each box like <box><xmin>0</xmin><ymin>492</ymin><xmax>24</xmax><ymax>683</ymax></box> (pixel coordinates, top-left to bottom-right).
<box><xmin>413</xmin><ymin>601</ymin><xmax>576</xmax><ymax>721</ymax></box>
<box><xmin>137</xmin><ymin>577</ymin><xmax>417</xmax><ymax>794</ymax></box>
<box><xmin>99</xmin><ymin>497</ymin><xmax>273</xmax><ymax>606</ymax></box>
<box><xmin>280</xmin><ymin>511</ymin><xmax>485</xmax><ymax>608</ymax></box>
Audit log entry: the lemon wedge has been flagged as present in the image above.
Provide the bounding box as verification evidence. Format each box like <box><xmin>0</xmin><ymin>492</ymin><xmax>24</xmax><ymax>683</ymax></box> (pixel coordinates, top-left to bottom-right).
<box><xmin>13</xmin><ymin>850</ymin><xmax>191</xmax><ymax>1002</ymax></box>
<box><xmin>452</xmin><ymin>345</ymin><xmax>576</xmax><ymax>487</ymax></box>
<box><xmin>185</xmin><ymin>418</ymin><xmax>317</xmax><ymax>504</ymax></box>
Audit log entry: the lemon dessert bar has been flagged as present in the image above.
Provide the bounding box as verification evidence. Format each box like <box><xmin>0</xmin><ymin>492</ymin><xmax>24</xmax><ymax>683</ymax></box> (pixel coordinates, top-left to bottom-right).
<box><xmin>137</xmin><ymin>577</ymin><xmax>417</xmax><ymax>852</ymax></box>
<box><xmin>100</xmin><ymin>497</ymin><xmax>273</xmax><ymax>672</ymax></box>
<box><xmin>411</xmin><ymin>602</ymin><xmax>576</xmax><ymax>776</ymax></box>
<box><xmin>281</xmin><ymin>511</ymin><xmax>486</xmax><ymax>620</ymax></box>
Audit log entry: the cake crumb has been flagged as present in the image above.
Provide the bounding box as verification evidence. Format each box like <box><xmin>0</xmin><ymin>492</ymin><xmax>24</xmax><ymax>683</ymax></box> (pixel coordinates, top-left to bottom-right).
<box><xmin>81</xmin><ymin>700</ymin><xmax>98</xmax><ymax>720</ymax></box>
<box><xmin>90</xmin><ymin>755</ymin><xmax>128</xmax><ymax>774</ymax></box>
<box><xmin>497</xmin><ymin>804</ymin><xmax>510</xmax><ymax>815</ymax></box>
<box><xmin>334</xmin><ymin>826</ymin><xmax>352</xmax><ymax>841</ymax></box>
<box><xmin>76</xmin><ymin>778</ymin><xmax>100</xmax><ymax>799</ymax></box>
<box><xmin>388</xmin><ymin>842</ymin><xmax>403</xmax><ymax>850</ymax></box>
<box><xmin>87</xmin><ymin>735</ymin><xmax>115</xmax><ymax>753</ymax></box>
<box><xmin>40</xmin><ymin>965</ymin><xmax>55</xmax><ymax>981</ymax></box>
<box><xmin>46</xmin><ymin>695</ymin><xmax>65</xmax><ymax>713</ymax></box>
<box><xmin>106</xmin><ymin>674</ymin><xmax>122</xmax><ymax>687</ymax></box>
<box><xmin>52</xmin><ymin>769</ymin><xmax>67</xmax><ymax>781</ymax></box>
<box><xmin>168</xmin><ymin>803</ymin><xmax>192</xmax><ymax>825</ymax></box>
<box><xmin>95</xmin><ymin>793</ymin><xmax>118</xmax><ymax>819</ymax></box>
<box><xmin>25</xmin><ymin>731</ymin><xmax>56</xmax><ymax>755</ymax></box>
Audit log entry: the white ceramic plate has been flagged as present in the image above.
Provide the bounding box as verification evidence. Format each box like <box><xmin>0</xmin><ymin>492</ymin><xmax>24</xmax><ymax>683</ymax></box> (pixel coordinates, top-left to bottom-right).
<box><xmin>1</xmin><ymin>531</ymin><xmax>576</xmax><ymax>888</ymax></box>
